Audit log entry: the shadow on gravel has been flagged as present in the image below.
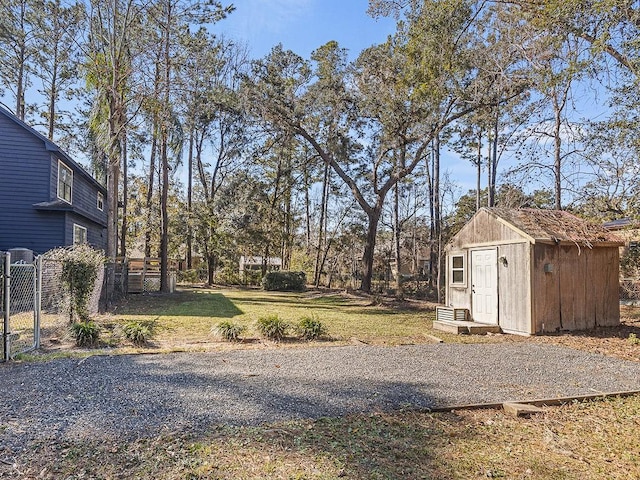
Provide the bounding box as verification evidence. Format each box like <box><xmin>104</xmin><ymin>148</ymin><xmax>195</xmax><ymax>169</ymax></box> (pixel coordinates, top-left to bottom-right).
<box><xmin>1</xmin><ymin>355</ymin><xmax>444</xmax><ymax>445</ymax></box>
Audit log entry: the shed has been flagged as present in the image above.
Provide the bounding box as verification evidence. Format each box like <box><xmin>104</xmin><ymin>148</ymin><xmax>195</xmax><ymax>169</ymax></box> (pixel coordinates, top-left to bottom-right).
<box><xmin>441</xmin><ymin>208</ymin><xmax>623</xmax><ymax>335</ymax></box>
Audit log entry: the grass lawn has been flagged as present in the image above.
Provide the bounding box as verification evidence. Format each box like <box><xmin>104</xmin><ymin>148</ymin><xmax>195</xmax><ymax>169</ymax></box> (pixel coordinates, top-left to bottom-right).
<box><xmin>101</xmin><ymin>286</ymin><xmax>489</xmax><ymax>350</ymax></box>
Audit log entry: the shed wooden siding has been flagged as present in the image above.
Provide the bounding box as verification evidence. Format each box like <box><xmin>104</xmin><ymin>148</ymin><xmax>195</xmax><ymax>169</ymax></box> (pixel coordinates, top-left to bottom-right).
<box><xmin>497</xmin><ymin>242</ymin><xmax>532</xmax><ymax>334</ymax></box>
<box><xmin>448</xmin><ymin>209</ymin><xmax>526</xmax><ymax>250</ymax></box>
<box><xmin>532</xmin><ymin>244</ymin><xmax>619</xmax><ymax>333</ymax></box>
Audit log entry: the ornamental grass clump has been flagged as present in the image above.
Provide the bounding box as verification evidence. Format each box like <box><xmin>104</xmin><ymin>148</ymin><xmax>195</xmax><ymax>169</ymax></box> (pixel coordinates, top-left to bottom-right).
<box><xmin>71</xmin><ymin>321</ymin><xmax>100</xmax><ymax>347</ymax></box>
<box><xmin>123</xmin><ymin>321</ymin><xmax>154</xmax><ymax>346</ymax></box>
<box><xmin>256</xmin><ymin>315</ymin><xmax>290</xmax><ymax>341</ymax></box>
<box><xmin>297</xmin><ymin>315</ymin><xmax>328</xmax><ymax>340</ymax></box>
<box><xmin>215</xmin><ymin>321</ymin><xmax>246</xmax><ymax>342</ymax></box>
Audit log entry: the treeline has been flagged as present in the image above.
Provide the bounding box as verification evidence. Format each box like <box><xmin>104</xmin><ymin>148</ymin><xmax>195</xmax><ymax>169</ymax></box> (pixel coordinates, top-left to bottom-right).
<box><xmin>1</xmin><ymin>0</ymin><xmax>638</xmax><ymax>296</ymax></box>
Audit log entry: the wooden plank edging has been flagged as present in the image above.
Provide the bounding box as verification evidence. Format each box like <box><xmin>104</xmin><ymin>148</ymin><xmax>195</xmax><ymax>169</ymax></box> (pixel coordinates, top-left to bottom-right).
<box><xmin>424</xmin><ymin>390</ymin><xmax>640</xmax><ymax>413</ymax></box>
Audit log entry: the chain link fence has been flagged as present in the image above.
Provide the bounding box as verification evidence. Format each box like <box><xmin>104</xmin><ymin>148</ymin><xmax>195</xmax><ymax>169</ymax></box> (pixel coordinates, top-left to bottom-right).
<box><xmin>39</xmin><ymin>256</ymin><xmax>105</xmax><ymax>345</ymax></box>
<box><xmin>620</xmin><ymin>278</ymin><xmax>640</xmax><ymax>303</ymax></box>
<box><xmin>1</xmin><ymin>251</ymin><xmax>106</xmax><ymax>361</ymax></box>
<box><xmin>1</xmin><ymin>253</ymin><xmax>40</xmax><ymax>360</ymax></box>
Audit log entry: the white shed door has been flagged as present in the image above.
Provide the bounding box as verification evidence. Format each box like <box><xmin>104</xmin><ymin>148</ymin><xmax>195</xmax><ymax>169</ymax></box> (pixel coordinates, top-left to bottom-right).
<box><xmin>471</xmin><ymin>249</ymin><xmax>498</xmax><ymax>325</ymax></box>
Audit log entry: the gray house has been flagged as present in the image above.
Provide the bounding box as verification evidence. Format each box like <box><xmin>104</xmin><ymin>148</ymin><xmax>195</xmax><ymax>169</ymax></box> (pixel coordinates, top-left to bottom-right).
<box><xmin>437</xmin><ymin>208</ymin><xmax>622</xmax><ymax>335</ymax></box>
<box><xmin>0</xmin><ymin>106</ymin><xmax>107</xmax><ymax>254</ymax></box>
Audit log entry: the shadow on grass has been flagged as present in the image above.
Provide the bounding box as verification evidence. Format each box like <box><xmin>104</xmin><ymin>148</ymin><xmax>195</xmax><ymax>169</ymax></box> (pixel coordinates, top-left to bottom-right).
<box><xmin>118</xmin><ymin>291</ymin><xmax>243</xmax><ymax>318</ymax></box>
<box><xmin>221</xmin><ymin>295</ymin><xmax>309</xmax><ymax>307</ymax></box>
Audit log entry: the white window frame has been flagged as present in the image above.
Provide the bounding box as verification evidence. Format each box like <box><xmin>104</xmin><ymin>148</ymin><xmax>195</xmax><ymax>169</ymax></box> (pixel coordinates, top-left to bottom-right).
<box><xmin>73</xmin><ymin>224</ymin><xmax>87</xmax><ymax>245</ymax></box>
<box><xmin>57</xmin><ymin>160</ymin><xmax>73</xmax><ymax>204</ymax></box>
<box><xmin>449</xmin><ymin>253</ymin><xmax>466</xmax><ymax>287</ymax></box>
<box><xmin>97</xmin><ymin>192</ymin><xmax>104</xmax><ymax>211</ymax></box>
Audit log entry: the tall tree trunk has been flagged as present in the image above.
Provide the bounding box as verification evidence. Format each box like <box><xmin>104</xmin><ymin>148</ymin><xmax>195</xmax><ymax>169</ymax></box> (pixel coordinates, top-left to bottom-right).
<box><xmin>314</xmin><ymin>163</ymin><xmax>330</xmax><ymax>286</ymax></box>
<box><xmin>433</xmin><ymin>133</ymin><xmax>442</xmax><ymax>303</ymax></box>
<box><xmin>476</xmin><ymin>129</ymin><xmax>482</xmax><ymax>211</ymax></box>
<box><xmin>553</xmin><ymin>90</ymin><xmax>563</xmax><ymax>210</ymax></box>
<box><xmin>47</xmin><ymin>58</ymin><xmax>58</xmax><ymax>139</ymax></box>
<box><xmin>207</xmin><ymin>252</ymin><xmax>215</xmax><ymax>285</ymax></box>
<box><xmin>119</xmin><ymin>131</ymin><xmax>128</xmax><ymax>257</ymax></box>
<box><xmin>16</xmin><ymin>1</ymin><xmax>27</xmax><ymax>120</ymax></box>
<box><xmin>393</xmin><ymin>181</ymin><xmax>402</xmax><ymax>298</ymax></box>
<box><xmin>159</xmin><ymin>1</ymin><xmax>172</xmax><ymax>293</ymax></box>
<box><xmin>360</xmin><ymin>207</ymin><xmax>382</xmax><ymax>293</ymax></box>
<box><xmin>304</xmin><ymin>161</ymin><xmax>311</xmax><ymax>252</ymax></box>
<box><xmin>282</xmin><ymin>184</ymin><xmax>292</xmax><ymax>270</ymax></box>
<box><xmin>491</xmin><ymin>107</ymin><xmax>499</xmax><ymax>206</ymax></box>
<box><xmin>187</xmin><ymin>129</ymin><xmax>194</xmax><ymax>269</ymax></box>
<box><xmin>144</xmin><ymin>125</ymin><xmax>157</xmax><ymax>258</ymax></box>
<box><xmin>425</xmin><ymin>146</ymin><xmax>434</xmax><ymax>287</ymax></box>
<box><xmin>144</xmin><ymin>60</ymin><xmax>161</xmax><ymax>258</ymax></box>
<box><xmin>159</xmin><ymin>135</ymin><xmax>169</xmax><ymax>291</ymax></box>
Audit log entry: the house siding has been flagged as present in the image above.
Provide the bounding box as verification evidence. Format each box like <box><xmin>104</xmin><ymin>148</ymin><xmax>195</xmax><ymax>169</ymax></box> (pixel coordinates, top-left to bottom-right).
<box><xmin>0</xmin><ymin>115</ymin><xmax>60</xmax><ymax>253</ymax></box>
<box><xmin>65</xmin><ymin>213</ymin><xmax>106</xmax><ymax>250</ymax></box>
<box><xmin>0</xmin><ymin>108</ymin><xmax>107</xmax><ymax>254</ymax></box>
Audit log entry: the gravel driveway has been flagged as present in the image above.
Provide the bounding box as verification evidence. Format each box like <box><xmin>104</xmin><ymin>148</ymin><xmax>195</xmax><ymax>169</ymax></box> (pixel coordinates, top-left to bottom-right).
<box><xmin>2</xmin><ymin>343</ymin><xmax>640</xmax><ymax>448</ymax></box>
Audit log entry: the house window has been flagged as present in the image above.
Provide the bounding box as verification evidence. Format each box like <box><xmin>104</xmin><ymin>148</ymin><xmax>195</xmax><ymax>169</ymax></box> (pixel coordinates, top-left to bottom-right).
<box><xmin>58</xmin><ymin>161</ymin><xmax>73</xmax><ymax>203</ymax></box>
<box><xmin>450</xmin><ymin>254</ymin><xmax>466</xmax><ymax>285</ymax></box>
<box><xmin>97</xmin><ymin>192</ymin><xmax>104</xmax><ymax>211</ymax></box>
<box><xmin>73</xmin><ymin>224</ymin><xmax>87</xmax><ymax>245</ymax></box>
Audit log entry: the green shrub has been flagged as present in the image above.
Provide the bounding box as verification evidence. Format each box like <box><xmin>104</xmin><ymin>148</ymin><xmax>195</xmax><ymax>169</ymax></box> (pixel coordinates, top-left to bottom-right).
<box><xmin>46</xmin><ymin>245</ymin><xmax>104</xmax><ymax>323</ymax></box>
<box><xmin>261</xmin><ymin>271</ymin><xmax>306</xmax><ymax>291</ymax></box>
<box><xmin>256</xmin><ymin>315</ymin><xmax>290</xmax><ymax>341</ymax></box>
<box><xmin>216</xmin><ymin>266</ymin><xmax>242</xmax><ymax>285</ymax></box>
<box><xmin>297</xmin><ymin>315</ymin><xmax>328</xmax><ymax>340</ymax></box>
<box><xmin>177</xmin><ymin>269</ymin><xmax>200</xmax><ymax>284</ymax></box>
<box><xmin>243</xmin><ymin>269</ymin><xmax>262</xmax><ymax>286</ymax></box>
<box><xmin>71</xmin><ymin>321</ymin><xmax>100</xmax><ymax>347</ymax></box>
<box><xmin>123</xmin><ymin>321</ymin><xmax>154</xmax><ymax>346</ymax></box>
<box><xmin>215</xmin><ymin>321</ymin><xmax>246</xmax><ymax>342</ymax></box>
<box><xmin>629</xmin><ymin>333</ymin><xmax>640</xmax><ymax>346</ymax></box>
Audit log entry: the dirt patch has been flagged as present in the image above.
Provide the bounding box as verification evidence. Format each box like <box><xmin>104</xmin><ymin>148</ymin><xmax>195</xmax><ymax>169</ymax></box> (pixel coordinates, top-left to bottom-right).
<box><xmin>523</xmin><ymin>307</ymin><xmax>640</xmax><ymax>362</ymax></box>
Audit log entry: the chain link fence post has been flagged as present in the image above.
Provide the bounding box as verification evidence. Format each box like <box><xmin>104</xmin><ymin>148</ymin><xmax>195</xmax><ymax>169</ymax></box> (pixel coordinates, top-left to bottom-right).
<box><xmin>35</xmin><ymin>255</ymin><xmax>42</xmax><ymax>349</ymax></box>
<box><xmin>3</xmin><ymin>252</ymin><xmax>11</xmax><ymax>362</ymax></box>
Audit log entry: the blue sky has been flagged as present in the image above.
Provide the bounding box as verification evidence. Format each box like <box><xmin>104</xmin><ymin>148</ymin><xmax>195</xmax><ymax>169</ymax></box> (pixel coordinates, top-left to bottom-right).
<box><xmin>212</xmin><ymin>0</ymin><xmax>397</xmax><ymax>60</ymax></box>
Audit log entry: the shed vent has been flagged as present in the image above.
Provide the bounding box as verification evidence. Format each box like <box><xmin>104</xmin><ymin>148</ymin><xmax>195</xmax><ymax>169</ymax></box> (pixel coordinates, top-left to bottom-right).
<box><xmin>436</xmin><ymin>307</ymin><xmax>468</xmax><ymax>322</ymax></box>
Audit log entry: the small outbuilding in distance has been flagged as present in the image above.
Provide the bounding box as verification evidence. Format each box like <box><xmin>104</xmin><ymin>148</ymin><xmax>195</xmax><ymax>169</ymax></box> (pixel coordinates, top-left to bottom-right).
<box><xmin>436</xmin><ymin>208</ymin><xmax>623</xmax><ymax>336</ymax></box>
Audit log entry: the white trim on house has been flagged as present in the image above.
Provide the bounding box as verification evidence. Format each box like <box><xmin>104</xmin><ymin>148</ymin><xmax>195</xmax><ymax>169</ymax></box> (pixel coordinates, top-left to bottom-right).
<box><xmin>97</xmin><ymin>191</ymin><xmax>104</xmax><ymax>211</ymax></box>
<box><xmin>73</xmin><ymin>223</ymin><xmax>87</xmax><ymax>245</ymax></box>
<box><xmin>57</xmin><ymin>159</ymin><xmax>73</xmax><ymax>204</ymax></box>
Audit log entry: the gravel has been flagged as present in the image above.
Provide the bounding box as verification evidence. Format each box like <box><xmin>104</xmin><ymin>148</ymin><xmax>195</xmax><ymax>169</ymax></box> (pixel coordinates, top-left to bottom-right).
<box><xmin>1</xmin><ymin>343</ymin><xmax>640</xmax><ymax>448</ymax></box>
